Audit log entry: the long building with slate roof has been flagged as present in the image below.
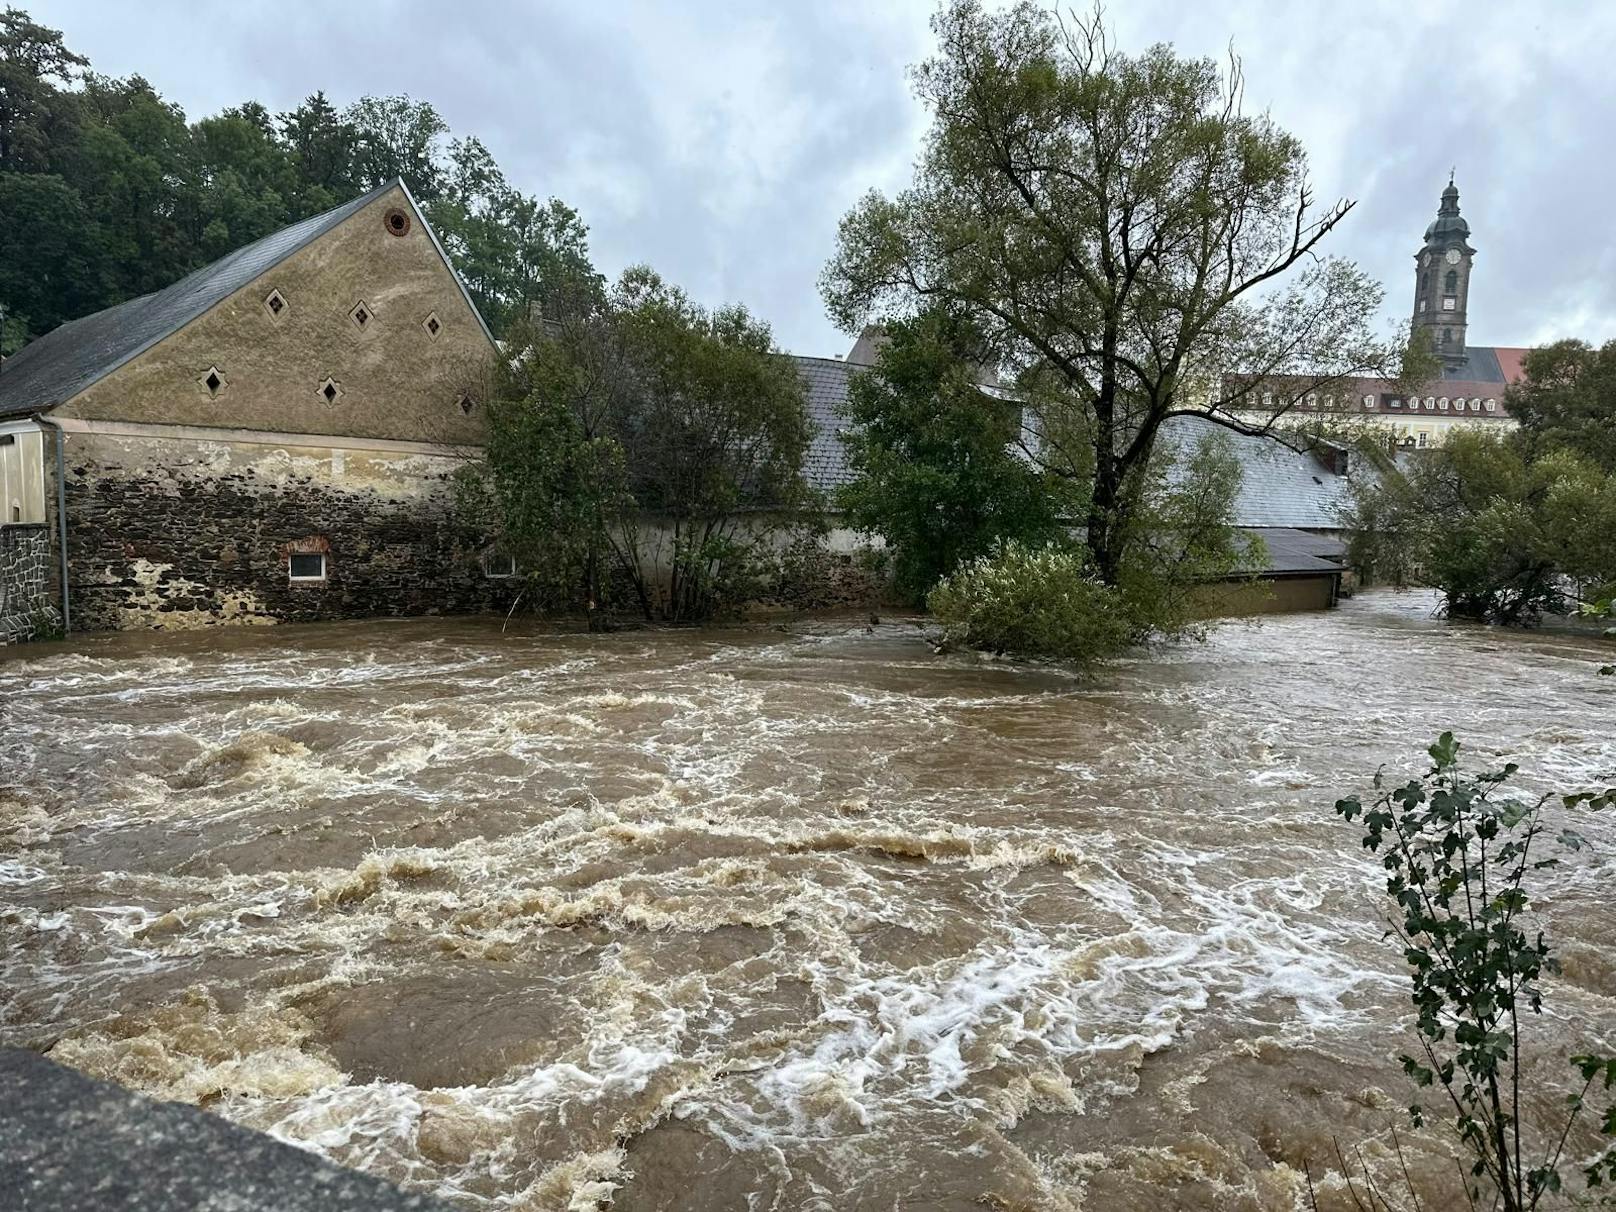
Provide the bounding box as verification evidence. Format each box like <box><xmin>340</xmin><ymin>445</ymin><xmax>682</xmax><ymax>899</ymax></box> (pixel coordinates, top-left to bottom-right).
<box><xmin>792</xmin><ymin>336</ymin><xmax>1351</xmax><ymax>611</ymax></box>
<box><xmin>0</xmin><ymin>179</ymin><xmax>511</xmax><ymax>640</ymax></box>
<box><xmin>1229</xmin><ymin>177</ymin><xmax>1528</xmax><ymax>449</ymax></box>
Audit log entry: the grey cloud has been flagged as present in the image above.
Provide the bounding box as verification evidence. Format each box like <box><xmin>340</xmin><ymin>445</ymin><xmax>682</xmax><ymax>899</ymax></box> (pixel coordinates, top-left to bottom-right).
<box><xmin>29</xmin><ymin>0</ymin><xmax>1616</xmax><ymax>355</ymax></box>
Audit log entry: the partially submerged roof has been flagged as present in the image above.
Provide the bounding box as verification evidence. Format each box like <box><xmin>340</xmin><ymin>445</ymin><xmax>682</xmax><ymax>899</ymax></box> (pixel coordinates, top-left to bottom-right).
<box><xmin>1244</xmin><ymin>527</ymin><xmax>1347</xmax><ymax>576</ymax></box>
<box><xmin>1161</xmin><ymin>414</ymin><xmax>1351</xmax><ymax>531</ymax></box>
<box><xmin>0</xmin><ymin>179</ymin><xmax>491</xmax><ymax>420</ymax></box>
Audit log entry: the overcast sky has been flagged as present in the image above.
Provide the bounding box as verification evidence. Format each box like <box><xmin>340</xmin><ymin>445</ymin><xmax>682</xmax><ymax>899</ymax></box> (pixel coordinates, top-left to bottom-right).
<box><xmin>28</xmin><ymin>1</ymin><xmax>1616</xmax><ymax>357</ymax></box>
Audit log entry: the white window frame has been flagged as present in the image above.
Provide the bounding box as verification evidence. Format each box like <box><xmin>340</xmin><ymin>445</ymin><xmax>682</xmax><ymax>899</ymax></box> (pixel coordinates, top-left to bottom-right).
<box><xmin>288</xmin><ymin>552</ymin><xmax>328</xmax><ymax>583</ymax></box>
<box><xmin>482</xmin><ymin>552</ymin><xmax>517</xmax><ymax>579</ymax></box>
<box><xmin>1484</xmin><ymin>399</ymin><xmax>1497</xmax><ymax>412</ymax></box>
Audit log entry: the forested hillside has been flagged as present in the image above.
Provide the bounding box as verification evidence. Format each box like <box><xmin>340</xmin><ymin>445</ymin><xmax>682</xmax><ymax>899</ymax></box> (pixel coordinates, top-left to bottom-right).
<box><xmin>0</xmin><ymin>7</ymin><xmax>593</xmax><ymax>351</ymax></box>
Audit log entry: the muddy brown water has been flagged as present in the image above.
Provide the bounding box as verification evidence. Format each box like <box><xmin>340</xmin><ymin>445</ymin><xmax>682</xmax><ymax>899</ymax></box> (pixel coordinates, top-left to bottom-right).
<box><xmin>3</xmin><ymin>590</ymin><xmax>1614</xmax><ymax>1210</ymax></box>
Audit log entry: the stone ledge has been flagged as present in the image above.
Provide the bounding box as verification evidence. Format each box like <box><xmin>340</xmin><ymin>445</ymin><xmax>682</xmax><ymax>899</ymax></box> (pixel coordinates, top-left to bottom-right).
<box><xmin>0</xmin><ymin>1049</ymin><xmax>451</xmax><ymax>1212</ymax></box>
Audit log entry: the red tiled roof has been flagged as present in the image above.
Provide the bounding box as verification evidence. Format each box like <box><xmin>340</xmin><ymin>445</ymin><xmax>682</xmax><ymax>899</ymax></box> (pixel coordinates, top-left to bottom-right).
<box><xmin>1492</xmin><ymin>346</ymin><xmax>1529</xmax><ymax>384</ymax></box>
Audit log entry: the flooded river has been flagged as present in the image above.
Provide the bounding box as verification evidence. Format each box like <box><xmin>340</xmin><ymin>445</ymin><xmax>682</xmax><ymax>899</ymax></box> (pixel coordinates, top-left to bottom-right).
<box><xmin>3</xmin><ymin>590</ymin><xmax>1614</xmax><ymax>1210</ymax></box>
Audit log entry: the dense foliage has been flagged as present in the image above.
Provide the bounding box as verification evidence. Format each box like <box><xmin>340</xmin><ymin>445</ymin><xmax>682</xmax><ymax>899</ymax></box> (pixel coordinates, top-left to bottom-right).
<box><xmin>928</xmin><ymin>541</ymin><xmax>1134</xmax><ymax>668</ymax></box>
<box><xmin>1508</xmin><ymin>339</ymin><xmax>1616</xmax><ymax>473</ymax></box>
<box><xmin>0</xmin><ymin>7</ymin><xmax>589</xmax><ymax>349</ymax></box>
<box><xmin>924</xmin><ymin>429</ymin><xmax>1259</xmax><ymax>666</ymax></box>
<box><xmin>458</xmin><ymin>268</ymin><xmax>814</xmax><ymax>625</ymax></box>
<box><xmin>1342</xmin><ymin>387</ymin><xmax>1616</xmax><ymax>626</ymax></box>
<box><xmin>821</xmin><ymin>0</ymin><xmax>1404</xmax><ymax>590</ymax></box>
<box><xmin>1336</xmin><ymin>735</ymin><xmax>1616</xmax><ymax>1209</ymax></box>
<box><xmin>835</xmin><ymin>311</ymin><xmax>1074</xmax><ymax>603</ymax></box>
<box><xmin>1343</xmin><ymin>334</ymin><xmax>1616</xmax><ymax>624</ymax></box>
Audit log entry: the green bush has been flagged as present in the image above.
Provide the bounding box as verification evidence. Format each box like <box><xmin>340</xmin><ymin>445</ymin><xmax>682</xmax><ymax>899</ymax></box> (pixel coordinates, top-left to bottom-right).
<box><xmin>926</xmin><ymin>540</ymin><xmax>1133</xmax><ymax>667</ymax></box>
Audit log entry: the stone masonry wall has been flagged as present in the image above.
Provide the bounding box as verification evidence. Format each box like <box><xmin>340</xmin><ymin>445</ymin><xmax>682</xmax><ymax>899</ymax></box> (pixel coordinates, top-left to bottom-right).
<box><xmin>59</xmin><ymin>436</ymin><xmax>515</xmax><ymax>633</ymax></box>
<box><xmin>0</xmin><ymin>524</ymin><xmax>56</xmax><ymax>644</ymax></box>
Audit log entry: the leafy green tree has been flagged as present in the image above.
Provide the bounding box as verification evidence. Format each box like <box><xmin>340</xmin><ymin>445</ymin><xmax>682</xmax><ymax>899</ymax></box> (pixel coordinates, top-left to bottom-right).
<box><xmin>276</xmin><ymin>91</ymin><xmax>359</xmax><ymax>211</ymax></box>
<box><xmin>466</xmin><ymin>266</ymin><xmax>814</xmax><ymax>624</ymax></box>
<box><xmin>0</xmin><ymin>6</ymin><xmax>85</xmax><ymax>172</ymax></box>
<box><xmin>822</xmin><ymin>0</ymin><xmax>1402</xmax><ymax>590</ymax></box>
<box><xmin>1336</xmin><ymin>734</ymin><xmax>1616</xmax><ymax>1210</ymax></box>
<box><xmin>1508</xmin><ymin>339</ymin><xmax>1616</xmax><ymax>473</ymax></box>
<box><xmin>836</xmin><ymin>309</ymin><xmax>1073</xmax><ymax>602</ymax></box>
<box><xmin>345</xmin><ymin>95</ymin><xmax>447</xmax><ymax>199</ymax></box>
<box><xmin>426</xmin><ymin>137</ymin><xmax>597</xmax><ymax>334</ymax></box>
<box><xmin>615</xmin><ymin>268</ymin><xmax>815</xmax><ymax>622</ymax></box>
<box><xmin>0</xmin><ymin>171</ymin><xmax>94</xmax><ymax>335</ymax></box>
<box><xmin>1344</xmin><ymin>430</ymin><xmax>1616</xmax><ymax>623</ymax></box>
<box><xmin>187</xmin><ymin>104</ymin><xmax>302</xmax><ymax>257</ymax></box>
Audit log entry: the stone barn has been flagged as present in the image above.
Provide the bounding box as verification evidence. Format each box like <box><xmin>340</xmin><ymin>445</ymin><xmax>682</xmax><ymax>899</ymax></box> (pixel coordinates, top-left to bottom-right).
<box><xmin>0</xmin><ymin>179</ymin><xmax>512</xmax><ymax>638</ymax></box>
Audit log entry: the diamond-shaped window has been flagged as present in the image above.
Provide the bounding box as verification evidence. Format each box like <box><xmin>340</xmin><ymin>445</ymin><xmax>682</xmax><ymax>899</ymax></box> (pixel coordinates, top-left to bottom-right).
<box><xmin>423</xmin><ymin>313</ymin><xmax>442</xmax><ymax>340</ymax></box>
<box><xmin>200</xmin><ymin>367</ymin><xmax>227</xmax><ymax>398</ymax></box>
<box><xmin>456</xmin><ymin>394</ymin><xmax>475</xmax><ymax>415</ymax></box>
<box><xmin>264</xmin><ymin>289</ymin><xmax>287</xmax><ymax>320</ymax></box>
<box><xmin>349</xmin><ymin>301</ymin><xmax>372</xmax><ymax>330</ymax></box>
<box><xmin>319</xmin><ymin>377</ymin><xmax>342</xmax><ymax>405</ymax></box>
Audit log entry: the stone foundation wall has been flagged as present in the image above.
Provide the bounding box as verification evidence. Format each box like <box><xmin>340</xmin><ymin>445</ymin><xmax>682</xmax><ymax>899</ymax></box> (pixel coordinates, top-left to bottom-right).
<box><xmin>0</xmin><ymin>524</ymin><xmax>56</xmax><ymax>644</ymax></box>
<box><xmin>58</xmin><ymin>431</ymin><xmax>515</xmax><ymax>633</ymax></box>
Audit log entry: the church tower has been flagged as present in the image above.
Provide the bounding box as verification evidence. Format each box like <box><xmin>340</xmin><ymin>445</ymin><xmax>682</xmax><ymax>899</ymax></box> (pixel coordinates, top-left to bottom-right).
<box><xmin>1411</xmin><ymin>174</ymin><xmax>1475</xmax><ymax>371</ymax></box>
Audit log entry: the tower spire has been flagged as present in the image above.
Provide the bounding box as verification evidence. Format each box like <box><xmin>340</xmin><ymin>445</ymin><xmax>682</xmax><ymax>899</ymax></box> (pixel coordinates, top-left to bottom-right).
<box><xmin>1410</xmin><ymin>175</ymin><xmax>1475</xmax><ymax>372</ymax></box>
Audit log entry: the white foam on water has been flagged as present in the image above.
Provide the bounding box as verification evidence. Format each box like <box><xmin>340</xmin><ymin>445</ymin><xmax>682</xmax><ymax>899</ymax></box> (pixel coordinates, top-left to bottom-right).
<box><xmin>4</xmin><ymin>595</ymin><xmax>1615</xmax><ymax>1209</ymax></box>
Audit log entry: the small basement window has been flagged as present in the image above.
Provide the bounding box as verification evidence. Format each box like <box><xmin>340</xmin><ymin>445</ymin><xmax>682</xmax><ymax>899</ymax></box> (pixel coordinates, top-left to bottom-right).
<box><xmin>288</xmin><ymin>552</ymin><xmax>327</xmax><ymax>582</ymax></box>
<box><xmin>483</xmin><ymin>552</ymin><xmax>516</xmax><ymax>579</ymax></box>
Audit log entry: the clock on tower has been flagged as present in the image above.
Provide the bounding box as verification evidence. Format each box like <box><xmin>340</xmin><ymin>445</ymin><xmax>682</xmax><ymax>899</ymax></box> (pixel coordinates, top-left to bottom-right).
<box><xmin>1411</xmin><ymin>174</ymin><xmax>1474</xmax><ymax>370</ymax></box>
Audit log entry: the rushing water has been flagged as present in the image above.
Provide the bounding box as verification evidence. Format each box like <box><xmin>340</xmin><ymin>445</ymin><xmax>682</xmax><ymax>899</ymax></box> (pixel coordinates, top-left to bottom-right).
<box><xmin>2</xmin><ymin>590</ymin><xmax>1614</xmax><ymax>1210</ymax></box>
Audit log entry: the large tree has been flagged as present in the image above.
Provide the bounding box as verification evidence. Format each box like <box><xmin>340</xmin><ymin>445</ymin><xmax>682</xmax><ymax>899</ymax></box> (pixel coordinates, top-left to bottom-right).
<box><xmin>464</xmin><ymin>266</ymin><xmax>814</xmax><ymax>624</ymax></box>
<box><xmin>614</xmin><ymin>268</ymin><xmax>815</xmax><ymax>622</ymax></box>
<box><xmin>822</xmin><ymin>0</ymin><xmax>1403</xmax><ymax>585</ymax></box>
<box><xmin>0</xmin><ymin>6</ymin><xmax>84</xmax><ymax>172</ymax></box>
<box><xmin>1507</xmin><ymin>339</ymin><xmax>1616</xmax><ymax>473</ymax></box>
<box><xmin>835</xmin><ymin>308</ymin><xmax>1073</xmax><ymax>602</ymax></box>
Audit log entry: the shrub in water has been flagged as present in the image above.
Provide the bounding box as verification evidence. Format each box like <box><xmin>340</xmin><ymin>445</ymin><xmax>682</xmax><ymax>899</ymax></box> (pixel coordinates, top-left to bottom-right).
<box><xmin>926</xmin><ymin>540</ymin><xmax>1133</xmax><ymax>667</ymax></box>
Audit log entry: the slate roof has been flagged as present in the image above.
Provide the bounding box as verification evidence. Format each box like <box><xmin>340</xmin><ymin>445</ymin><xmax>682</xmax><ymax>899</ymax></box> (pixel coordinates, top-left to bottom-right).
<box><xmin>790</xmin><ymin>357</ymin><xmax>1354</xmax><ymax>538</ymax></box>
<box><xmin>793</xmin><ymin>355</ymin><xmax>859</xmax><ymax>493</ymax></box>
<box><xmin>1245</xmin><ymin>527</ymin><xmax>1348</xmax><ymax>576</ymax></box>
<box><xmin>1159</xmin><ymin>413</ymin><xmax>1351</xmax><ymax>532</ymax></box>
<box><xmin>0</xmin><ymin>180</ymin><xmax>408</xmax><ymax>420</ymax></box>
